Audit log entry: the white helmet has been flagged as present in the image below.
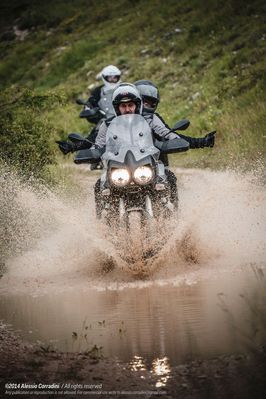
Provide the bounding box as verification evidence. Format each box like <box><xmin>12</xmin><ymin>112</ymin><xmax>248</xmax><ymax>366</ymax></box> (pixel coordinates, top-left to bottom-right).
<box><xmin>112</xmin><ymin>83</ymin><xmax>143</xmax><ymax>116</ymax></box>
<box><xmin>101</xmin><ymin>65</ymin><xmax>121</xmax><ymax>89</ymax></box>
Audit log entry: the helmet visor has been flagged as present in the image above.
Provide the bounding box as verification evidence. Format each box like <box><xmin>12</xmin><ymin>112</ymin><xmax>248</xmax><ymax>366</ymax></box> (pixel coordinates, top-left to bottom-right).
<box><xmin>143</xmin><ymin>96</ymin><xmax>158</xmax><ymax>110</ymax></box>
<box><xmin>104</xmin><ymin>75</ymin><xmax>120</xmax><ymax>83</ymax></box>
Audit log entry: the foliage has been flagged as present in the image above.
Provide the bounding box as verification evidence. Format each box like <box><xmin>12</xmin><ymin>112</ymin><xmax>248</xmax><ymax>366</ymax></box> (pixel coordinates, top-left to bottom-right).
<box><xmin>0</xmin><ymin>88</ymin><xmax>65</xmax><ymax>181</ymax></box>
<box><xmin>0</xmin><ymin>0</ymin><xmax>265</xmax><ymax>171</ymax></box>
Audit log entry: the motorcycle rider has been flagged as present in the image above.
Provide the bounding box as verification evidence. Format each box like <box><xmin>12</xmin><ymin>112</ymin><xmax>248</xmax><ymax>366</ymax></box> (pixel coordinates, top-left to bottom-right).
<box><xmin>87</xmin><ymin>64</ymin><xmax>122</xmax><ymax>120</ymax></box>
<box><xmin>133</xmin><ymin>79</ymin><xmax>216</xmax><ymax>205</ymax></box>
<box><xmin>134</xmin><ymin>79</ymin><xmax>160</xmax><ymax>114</ymax></box>
<box><xmin>96</xmin><ymin>81</ymin><xmax>215</xmax><ymax>148</ymax></box>
<box><xmin>134</xmin><ymin>79</ymin><xmax>215</xmax><ymax>148</ymax></box>
<box><xmin>94</xmin><ymin>82</ymin><xmax>179</xmax><ymax>216</ymax></box>
<box><xmin>95</xmin><ymin>82</ymin><xmax>182</xmax><ymax>147</ymax></box>
<box><xmin>57</xmin><ymin>81</ymin><xmax>215</xmax><ymax>214</ymax></box>
<box><xmin>134</xmin><ymin>79</ymin><xmax>178</xmax><ymax>203</ymax></box>
<box><xmin>57</xmin><ymin>80</ymin><xmax>174</xmax><ymax>155</ymax></box>
<box><xmin>93</xmin><ymin>83</ymin><xmax>215</xmax><ymax>215</ymax></box>
<box><xmin>57</xmin><ymin>65</ymin><xmax>122</xmax><ymax>158</ymax></box>
<box><xmin>87</xmin><ymin>65</ymin><xmax>122</xmax><ymax>169</ymax></box>
<box><xmin>57</xmin><ymin>77</ymin><xmax>215</xmax><ymax>154</ymax></box>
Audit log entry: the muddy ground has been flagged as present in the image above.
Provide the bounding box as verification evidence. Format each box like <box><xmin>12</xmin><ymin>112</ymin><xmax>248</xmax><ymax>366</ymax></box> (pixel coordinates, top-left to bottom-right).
<box><xmin>1</xmin><ymin>324</ymin><xmax>265</xmax><ymax>399</ymax></box>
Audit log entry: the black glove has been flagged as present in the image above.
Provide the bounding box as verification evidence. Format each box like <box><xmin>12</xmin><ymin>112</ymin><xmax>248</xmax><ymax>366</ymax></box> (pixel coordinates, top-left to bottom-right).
<box><xmin>179</xmin><ymin>131</ymin><xmax>216</xmax><ymax>149</ymax></box>
<box><xmin>56</xmin><ymin>140</ymin><xmax>74</xmax><ymax>155</ymax></box>
<box><xmin>178</xmin><ymin>134</ymin><xmax>204</xmax><ymax>148</ymax></box>
<box><xmin>203</xmin><ymin>131</ymin><xmax>216</xmax><ymax>147</ymax></box>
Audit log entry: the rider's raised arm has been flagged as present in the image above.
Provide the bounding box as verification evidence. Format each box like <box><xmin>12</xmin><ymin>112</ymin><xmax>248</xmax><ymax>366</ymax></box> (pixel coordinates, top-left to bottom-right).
<box><xmin>149</xmin><ymin>113</ymin><xmax>216</xmax><ymax>148</ymax></box>
<box><xmin>146</xmin><ymin>113</ymin><xmax>179</xmax><ymax>140</ymax></box>
<box><xmin>178</xmin><ymin>131</ymin><xmax>216</xmax><ymax>148</ymax></box>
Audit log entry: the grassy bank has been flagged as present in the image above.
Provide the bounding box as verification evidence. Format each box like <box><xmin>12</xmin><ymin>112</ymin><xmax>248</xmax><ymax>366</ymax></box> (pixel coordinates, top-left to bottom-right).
<box><xmin>0</xmin><ymin>0</ymin><xmax>265</xmax><ymax>176</ymax></box>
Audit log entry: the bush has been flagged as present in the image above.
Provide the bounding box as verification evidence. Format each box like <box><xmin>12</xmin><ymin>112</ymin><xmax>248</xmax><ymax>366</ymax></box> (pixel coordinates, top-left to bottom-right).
<box><xmin>0</xmin><ymin>87</ymin><xmax>65</xmax><ymax>181</ymax></box>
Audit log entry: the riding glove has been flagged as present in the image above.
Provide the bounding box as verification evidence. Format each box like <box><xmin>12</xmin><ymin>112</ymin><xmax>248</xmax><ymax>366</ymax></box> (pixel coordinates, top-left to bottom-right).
<box><xmin>56</xmin><ymin>141</ymin><xmax>75</xmax><ymax>155</ymax></box>
<box><xmin>179</xmin><ymin>131</ymin><xmax>216</xmax><ymax>149</ymax></box>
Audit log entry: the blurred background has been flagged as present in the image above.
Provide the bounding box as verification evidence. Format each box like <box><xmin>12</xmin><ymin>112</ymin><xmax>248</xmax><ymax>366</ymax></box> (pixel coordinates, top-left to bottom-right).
<box><xmin>0</xmin><ymin>0</ymin><xmax>265</xmax><ymax>182</ymax></box>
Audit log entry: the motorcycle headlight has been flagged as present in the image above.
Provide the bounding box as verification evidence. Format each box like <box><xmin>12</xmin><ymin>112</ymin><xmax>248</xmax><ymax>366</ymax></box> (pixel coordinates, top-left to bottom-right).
<box><xmin>110</xmin><ymin>168</ymin><xmax>130</xmax><ymax>187</ymax></box>
<box><xmin>133</xmin><ymin>166</ymin><xmax>153</xmax><ymax>185</ymax></box>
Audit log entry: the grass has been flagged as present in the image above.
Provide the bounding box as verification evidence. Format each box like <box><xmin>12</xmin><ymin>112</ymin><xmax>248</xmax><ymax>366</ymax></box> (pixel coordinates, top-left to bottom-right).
<box><xmin>0</xmin><ymin>0</ymin><xmax>265</xmax><ymax>172</ymax></box>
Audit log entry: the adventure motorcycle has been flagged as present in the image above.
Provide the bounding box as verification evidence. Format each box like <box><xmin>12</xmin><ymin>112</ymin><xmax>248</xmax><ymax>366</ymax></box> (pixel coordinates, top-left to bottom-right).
<box><xmin>68</xmin><ymin>114</ymin><xmax>189</xmax><ymax>263</ymax></box>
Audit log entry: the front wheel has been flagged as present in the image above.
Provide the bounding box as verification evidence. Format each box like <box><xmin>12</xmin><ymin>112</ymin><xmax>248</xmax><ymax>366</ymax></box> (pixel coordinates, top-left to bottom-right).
<box><xmin>127</xmin><ymin>210</ymin><xmax>143</xmax><ymax>250</ymax></box>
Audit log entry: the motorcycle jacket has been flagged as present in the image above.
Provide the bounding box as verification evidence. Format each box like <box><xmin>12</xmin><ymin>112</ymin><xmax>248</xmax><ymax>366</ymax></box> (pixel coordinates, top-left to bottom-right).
<box><xmin>88</xmin><ymin>85</ymin><xmax>116</xmax><ymax>119</ymax></box>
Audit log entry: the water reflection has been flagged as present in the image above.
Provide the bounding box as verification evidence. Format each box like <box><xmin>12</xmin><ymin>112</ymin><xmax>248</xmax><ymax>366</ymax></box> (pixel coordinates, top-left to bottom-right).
<box><xmin>129</xmin><ymin>355</ymin><xmax>146</xmax><ymax>371</ymax></box>
<box><xmin>129</xmin><ymin>355</ymin><xmax>171</xmax><ymax>388</ymax></box>
<box><xmin>152</xmin><ymin>357</ymin><xmax>171</xmax><ymax>388</ymax></box>
<box><xmin>0</xmin><ymin>268</ymin><xmax>265</xmax><ymax>367</ymax></box>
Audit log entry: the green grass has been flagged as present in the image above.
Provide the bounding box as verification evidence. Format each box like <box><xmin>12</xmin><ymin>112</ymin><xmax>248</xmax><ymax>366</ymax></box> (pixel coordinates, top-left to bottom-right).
<box><xmin>0</xmin><ymin>0</ymin><xmax>265</xmax><ymax>172</ymax></box>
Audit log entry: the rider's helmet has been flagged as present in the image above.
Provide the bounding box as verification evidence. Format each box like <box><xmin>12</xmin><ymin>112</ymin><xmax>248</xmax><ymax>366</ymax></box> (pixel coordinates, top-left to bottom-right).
<box><xmin>112</xmin><ymin>83</ymin><xmax>143</xmax><ymax>116</ymax></box>
<box><xmin>101</xmin><ymin>65</ymin><xmax>121</xmax><ymax>89</ymax></box>
<box><xmin>134</xmin><ymin>80</ymin><xmax>160</xmax><ymax>113</ymax></box>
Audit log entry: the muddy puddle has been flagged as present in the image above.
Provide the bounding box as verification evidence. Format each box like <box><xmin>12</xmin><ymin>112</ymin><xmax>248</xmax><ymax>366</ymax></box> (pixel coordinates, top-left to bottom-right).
<box><xmin>0</xmin><ymin>266</ymin><xmax>265</xmax><ymax>368</ymax></box>
<box><xmin>0</xmin><ymin>166</ymin><xmax>266</xmax><ymax>382</ymax></box>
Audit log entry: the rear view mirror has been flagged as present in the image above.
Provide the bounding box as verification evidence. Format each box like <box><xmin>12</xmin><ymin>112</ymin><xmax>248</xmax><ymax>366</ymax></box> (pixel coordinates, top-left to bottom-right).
<box><xmin>76</xmin><ymin>98</ymin><xmax>87</xmax><ymax>105</ymax></box>
<box><xmin>172</xmin><ymin>119</ymin><xmax>190</xmax><ymax>131</ymax></box>
<box><xmin>68</xmin><ymin>133</ymin><xmax>87</xmax><ymax>143</ymax></box>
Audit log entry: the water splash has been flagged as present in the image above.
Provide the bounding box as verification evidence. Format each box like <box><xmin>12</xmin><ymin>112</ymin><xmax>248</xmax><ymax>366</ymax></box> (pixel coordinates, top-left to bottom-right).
<box><xmin>0</xmin><ymin>165</ymin><xmax>265</xmax><ymax>294</ymax></box>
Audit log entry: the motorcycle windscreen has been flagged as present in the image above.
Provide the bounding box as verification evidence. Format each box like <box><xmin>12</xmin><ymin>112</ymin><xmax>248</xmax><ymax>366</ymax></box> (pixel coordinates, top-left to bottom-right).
<box><xmin>102</xmin><ymin>114</ymin><xmax>159</xmax><ymax>163</ymax></box>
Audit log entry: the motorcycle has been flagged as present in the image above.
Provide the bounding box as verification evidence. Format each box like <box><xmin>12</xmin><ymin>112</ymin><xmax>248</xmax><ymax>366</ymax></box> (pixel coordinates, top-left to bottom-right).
<box><xmin>68</xmin><ymin>114</ymin><xmax>190</xmax><ymax>266</ymax></box>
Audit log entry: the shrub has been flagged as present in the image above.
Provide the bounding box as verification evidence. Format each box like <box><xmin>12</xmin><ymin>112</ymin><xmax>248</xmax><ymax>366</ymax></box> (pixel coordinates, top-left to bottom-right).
<box><xmin>0</xmin><ymin>87</ymin><xmax>65</xmax><ymax>181</ymax></box>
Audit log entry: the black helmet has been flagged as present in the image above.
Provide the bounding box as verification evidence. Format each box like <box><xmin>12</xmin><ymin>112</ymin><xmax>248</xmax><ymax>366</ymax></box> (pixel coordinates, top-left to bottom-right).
<box><xmin>134</xmin><ymin>80</ymin><xmax>160</xmax><ymax>113</ymax></box>
<box><xmin>112</xmin><ymin>83</ymin><xmax>142</xmax><ymax>116</ymax></box>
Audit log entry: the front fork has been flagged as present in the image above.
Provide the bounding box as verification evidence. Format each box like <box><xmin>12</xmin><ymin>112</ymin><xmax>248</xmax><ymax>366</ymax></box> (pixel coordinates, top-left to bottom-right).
<box><xmin>119</xmin><ymin>195</ymin><xmax>154</xmax><ymax>222</ymax></box>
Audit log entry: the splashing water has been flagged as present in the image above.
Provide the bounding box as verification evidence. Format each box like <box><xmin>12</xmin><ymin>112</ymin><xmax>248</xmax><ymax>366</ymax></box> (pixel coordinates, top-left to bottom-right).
<box><xmin>0</xmin><ymin>165</ymin><xmax>265</xmax><ymax>295</ymax></box>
